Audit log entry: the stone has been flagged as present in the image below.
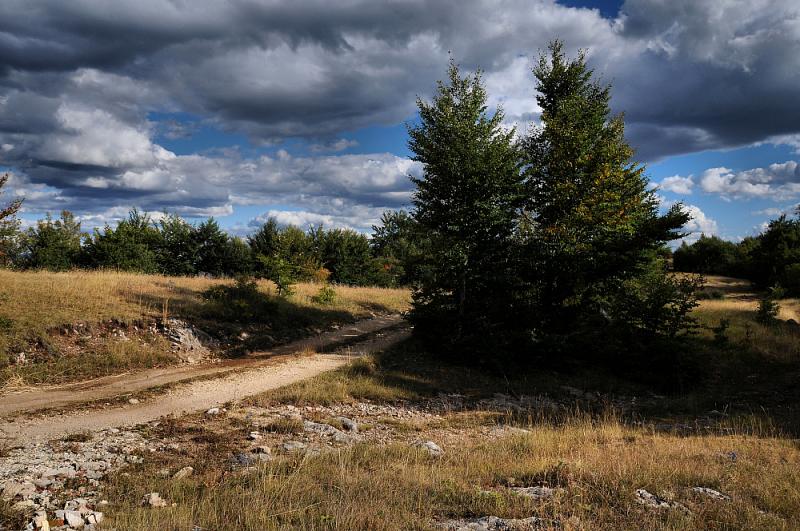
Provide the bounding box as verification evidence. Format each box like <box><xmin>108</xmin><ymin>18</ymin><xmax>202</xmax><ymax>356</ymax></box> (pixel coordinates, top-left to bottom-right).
<box><xmin>248</xmin><ymin>431</ymin><xmax>262</xmax><ymax>440</ymax></box>
<box><xmin>4</xmin><ymin>480</ymin><xmax>37</xmax><ymax>498</ymax></box>
<box><xmin>232</xmin><ymin>453</ymin><xmax>256</xmax><ymax>467</ymax></box>
<box><xmin>64</xmin><ymin>510</ymin><xmax>84</xmax><ymax>528</ymax></box>
<box><xmin>413</xmin><ymin>440</ymin><xmax>443</xmax><ymax>457</ymax></box>
<box><xmin>635</xmin><ymin>489</ymin><xmax>689</xmax><ymax>513</ymax></box>
<box><xmin>337</xmin><ymin>417</ymin><xmax>358</xmax><ymax>432</ymax></box>
<box><xmin>252</xmin><ymin>445</ymin><xmax>271</xmax><ymax>455</ymax></box>
<box><xmin>127</xmin><ymin>398</ymin><xmax>139</xmax><ymax>405</ymax></box>
<box><xmin>206</xmin><ymin>407</ymin><xmax>221</xmax><ymax>416</ymax></box>
<box><xmin>172</xmin><ymin>466</ymin><xmax>194</xmax><ymax>479</ymax></box>
<box><xmin>282</xmin><ymin>441</ymin><xmax>307</xmax><ymax>452</ymax></box>
<box><xmin>510</xmin><ymin>486</ymin><xmax>555</xmax><ymax>500</ymax></box>
<box><xmin>13</xmin><ymin>499</ymin><xmax>36</xmax><ymax>510</ymax></box>
<box><xmin>142</xmin><ymin>492</ymin><xmax>168</xmax><ymax>508</ymax></box>
<box><xmin>692</xmin><ymin>486</ymin><xmax>731</xmax><ymax>500</ymax></box>
<box><xmin>86</xmin><ymin>512</ymin><xmax>104</xmax><ymax>524</ymax></box>
<box><xmin>439</xmin><ymin>515</ymin><xmax>549</xmax><ymax>530</ymax></box>
<box><xmin>32</xmin><ymin>511</ymin><xmax>50</xmax><ymax>531</ymax></box>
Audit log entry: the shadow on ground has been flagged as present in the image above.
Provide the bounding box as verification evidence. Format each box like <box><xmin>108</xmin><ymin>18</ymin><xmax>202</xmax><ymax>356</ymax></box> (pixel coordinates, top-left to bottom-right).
<box><xmin>129</xmin><ymin>279</ymin><xmax>399</xmax><ymax>354</ymax></box>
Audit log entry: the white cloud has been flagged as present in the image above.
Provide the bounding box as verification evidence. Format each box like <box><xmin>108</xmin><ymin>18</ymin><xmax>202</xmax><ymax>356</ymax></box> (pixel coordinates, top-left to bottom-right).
<box><xmin>681</xmin><ymin>204</ymin><xmax>718</xmax><ymax>242</ymax></box>
<box><xmin>699</xmin><ymin>161</ymin><xmax>800</xmax><ymax>200</ymax></box>
<box><xmin>658</xmin><ymin>175</ymin><xmax>694</xmax><ymax>195</ymax></box>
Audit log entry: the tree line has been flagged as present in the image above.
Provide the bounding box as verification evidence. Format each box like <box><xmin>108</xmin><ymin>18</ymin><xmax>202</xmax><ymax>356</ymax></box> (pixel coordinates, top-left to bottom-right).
<box><xmin>0</xmin><ymin>201</ymin><xmax>417</xmax><ymax>289</ymax></box>
<box><xmin>673</xmin><ymin>210</ymin><xmax>800</xmax><ymax>295</ymax></box>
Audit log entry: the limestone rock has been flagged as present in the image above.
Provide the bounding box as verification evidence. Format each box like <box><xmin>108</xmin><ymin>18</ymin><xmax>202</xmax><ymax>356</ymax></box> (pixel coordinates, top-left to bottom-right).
<box><xmin>692</xmin><ymin>486</ymin><xmax>731</xmax><ymax>500</ymax></box>
<box><xmin>172</xmin><ymin>466</ymin><xmax>194</xmax><ymax>480</ymax></box>
<box><xmin>413</xmin><ymin>440</ymin><xmax>443</xmax><ymax>457</ymax></box>
<box><xmin>142</xmin><ymin>492</ymin><xmax>168</xmax><ymax>508</ymax></box>
<box><xmin>510</xmin><ymin>486</ymin><xmax>555</xmax><ymax>500</ymax></box>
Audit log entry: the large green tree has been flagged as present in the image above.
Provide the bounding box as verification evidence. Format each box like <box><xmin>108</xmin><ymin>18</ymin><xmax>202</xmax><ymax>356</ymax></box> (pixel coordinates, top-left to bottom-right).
<box><xmin>408</xmin><ymin>61</ymin><xmax>523</xmax><ymax>345</ymax></box>
<box><xmin>519</xmin><ymin>41</ymin><xmax>690</xmax><ymax>334</ymax></box>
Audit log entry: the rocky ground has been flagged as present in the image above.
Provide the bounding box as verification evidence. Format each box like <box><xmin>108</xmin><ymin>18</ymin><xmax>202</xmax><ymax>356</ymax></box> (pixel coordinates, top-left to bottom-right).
<box><xmin>0</xmin><ymin>388</ymin><xmax>739</xmax><ymax>530</ymax></box>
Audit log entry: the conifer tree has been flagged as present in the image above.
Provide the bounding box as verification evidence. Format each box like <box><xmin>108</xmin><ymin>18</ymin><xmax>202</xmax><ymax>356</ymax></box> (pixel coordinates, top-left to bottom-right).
<box><xmin>408</xmin><ymin>61</ymin><xmax>522</xmax><ymax>346</ymax></box>
<box><xmin>520</xmin><ymin>41</ymin><xmax>690</xmax><ymax>332</ymax></box>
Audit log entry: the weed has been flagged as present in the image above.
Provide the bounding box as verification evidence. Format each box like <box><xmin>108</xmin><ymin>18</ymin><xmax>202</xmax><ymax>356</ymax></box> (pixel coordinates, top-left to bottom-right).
<box><xmin>311</xmin><ymin>284</ymin><xmax>337</xmax><ymax>305</ymax></box>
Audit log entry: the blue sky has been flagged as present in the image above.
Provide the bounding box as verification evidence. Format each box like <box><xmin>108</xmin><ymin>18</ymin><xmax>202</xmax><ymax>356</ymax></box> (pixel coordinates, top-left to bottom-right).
<box><xmin>1</xmin><ymin>0</ymin><xmax>799</xmax><ymax>242</ymax></box>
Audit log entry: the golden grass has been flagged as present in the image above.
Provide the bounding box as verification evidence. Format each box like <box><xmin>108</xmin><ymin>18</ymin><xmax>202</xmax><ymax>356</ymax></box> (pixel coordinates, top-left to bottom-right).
<box><xmin>0</xmin><ymin>269</ymin><xmax>410</xmax><ymax>383</ymax></box>
<box><xmin>103</xmin><ymin>415</ymin><xmax>800</xmax><ymax>530</ymax></box>
<box><xmin>0</xmin><ymin>269</ymin><xmax>409</xmax><ymax>334</ymax></box>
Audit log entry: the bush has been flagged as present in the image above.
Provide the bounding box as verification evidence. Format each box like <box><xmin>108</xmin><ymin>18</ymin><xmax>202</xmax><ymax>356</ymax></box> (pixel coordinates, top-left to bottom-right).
<box><xmin>311</xmin><ymin>285</ymin><xmax>337</xmax><ymax>305</ymax></box>
<box><xmin>756</xmin><ymin>285</ymin><xmax>784</xmax><ymax>325</ymax></box>
<box><xmin>606</xmin><ymin>267</ymin><xmax>702</xmax><ymax>339</ymax></box>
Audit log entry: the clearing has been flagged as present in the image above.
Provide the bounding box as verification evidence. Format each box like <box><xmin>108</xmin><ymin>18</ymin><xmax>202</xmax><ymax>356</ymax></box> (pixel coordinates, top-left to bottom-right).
<box><xmin>0</xmin><ymin>273</ymin><xmax>799</xmax><ymax>530</ymax></box>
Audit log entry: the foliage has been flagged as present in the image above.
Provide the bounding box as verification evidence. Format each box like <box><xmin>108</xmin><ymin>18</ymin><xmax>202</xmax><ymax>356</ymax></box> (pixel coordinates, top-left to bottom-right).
<box><xmin>517</xmin><ymin>41</ymin><xmax>690</xmax><ymax>336</ymax></box>
<box><xmin>311</xmin><ymin>284</ymin><xmax>337</xmax><ymax>305</ymax></box>
<box><xmin>156</xmin><ymin>213</ymin><xmax>199</xmax><ymax>276</ymax></box>
<box><xmin>408</xmin><ymin>60</ymin><xmax>522</xmax><ymax>347</ymax></box>
<box><xmin>673</xmin><ymin>235</ymin><xmax>740</xmax><ymax>276</ymax></box>
<box><xmin>674</xmin><ymin>209</ymin><xmax>800</xmax><ymax>296</ymax></box>
<box><xmin>82</xmin><ymin>209</ymin><xmax>161</xmax><ymax>273</ymax></box>
<box><xmin>756</xmin><ymin>285</ymin><xmax>784</xmax><ymax>325</ymax></box>
<box><xmin>371</xmin><ymin>210</ymin><xmax>427</xmax><ymax>286</ymax></box>
<box><xmin>21</xmin><ymin>211</ymin><xmax>82</xmax><ymax>271</ymax></box>
<box><xmin>0</xmin><ymin>173</ymin><xmax>22</xmax><ymax>268</ymax></box>
<box><xmin>257</xmin><ymin>255</ymin><xmax>296</xmax><ymax>297</ymax></box>
<box><xmin>604</xmin><ymin>263</ymin><xmax>702</xmax><ymax>339</ymax></box>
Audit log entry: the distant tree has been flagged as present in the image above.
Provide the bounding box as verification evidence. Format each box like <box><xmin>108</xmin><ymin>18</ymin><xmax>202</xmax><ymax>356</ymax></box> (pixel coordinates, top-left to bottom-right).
<box><xmin>371</xmin><ymin>210</ymin><xmax>427</xmax><ymax>286</ymax></box>
<box><xmin>25</xmin><ymin>210</ymin><xmax>83</xmax><ymax>271</ymax></box>
<box><xmin>221</xmin><ymin>236</ymin><xmax>255</xmax><ymax>277</ymax></box>
<box><xmin>248</xmin><ymin>218</ymin><xmax>281</xmax><ymax>261</ymax></box>
<box><xmin>518</xmin><ymin>41</ymin><xmax>691</xmax><ymax>336</ymax></box>
<box><xmin>315</xmin><ymin>228</ymin><xmax>375</xmax><ymax>285</ymax></box>
<box><xmin>0</xmin><ymin>173</ymin><xmax>22</xmax><ymax>268</ymax></box>
<box><xmin>156</xmin><ymin>213</ymin><xmax>198</xmax><ymax>276</ymax></box>
<box><xmin>750</xmin><ymin>213</ymin><xmax>800</xmax><ymax>294</ymax></box>
<box><xmin>194</xmin><ymin>218</ymin><xmax>231</xmax><ymax>277</ymax></box>
<box><xmin>408</xmin><ymin>60</ymin><xmax>523</xmax><ymax>346</ymax></box>
<box><xmin>82</xmin><ymin>209</ymin><xmax>160</xmax><ymax>273</ymax></box>
<box><xmin>673</xmin><ymin>235</ymin><xmax>739</xmax><ymax>276</ymax></box>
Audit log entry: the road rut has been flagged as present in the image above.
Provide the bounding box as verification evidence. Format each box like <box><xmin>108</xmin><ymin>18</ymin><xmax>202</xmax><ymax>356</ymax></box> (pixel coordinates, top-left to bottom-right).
<box><xmin>0</xmin><ymin>315</ymin><xmax>409</xmax><ymax>441</ymax></box>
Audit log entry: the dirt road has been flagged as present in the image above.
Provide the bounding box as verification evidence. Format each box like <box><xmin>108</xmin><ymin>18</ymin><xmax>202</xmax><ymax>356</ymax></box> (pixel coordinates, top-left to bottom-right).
<box><xmin>0</xmin><ymin>315</ymin><xmax>409</xmax><ymax>441</ymax></box>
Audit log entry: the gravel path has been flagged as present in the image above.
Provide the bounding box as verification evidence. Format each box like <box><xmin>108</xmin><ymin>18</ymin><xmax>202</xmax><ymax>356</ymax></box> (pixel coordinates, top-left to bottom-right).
<box><xmin>0</xmin><ymin>316</ymin><xmax>409</xmax><ymax>442</ymax></box>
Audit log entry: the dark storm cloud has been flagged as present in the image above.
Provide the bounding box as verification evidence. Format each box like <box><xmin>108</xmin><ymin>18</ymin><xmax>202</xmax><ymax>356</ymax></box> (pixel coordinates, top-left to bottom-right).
<box><xmin>0</xmin><ymin>0</ymin><xmax>798</xmax><ymax>228</ymax></box>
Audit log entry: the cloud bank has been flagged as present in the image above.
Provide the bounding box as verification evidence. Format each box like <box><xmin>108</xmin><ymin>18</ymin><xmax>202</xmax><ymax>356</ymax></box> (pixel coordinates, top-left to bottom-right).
<box><xmin>0</xmin><ymin>0</ymin><xmax>798</xmax><ymax>230</ymax></box>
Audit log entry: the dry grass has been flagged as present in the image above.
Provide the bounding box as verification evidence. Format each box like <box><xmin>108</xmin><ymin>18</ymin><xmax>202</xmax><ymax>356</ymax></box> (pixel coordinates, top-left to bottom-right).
<box><xmin>0</xmin><ymin>269</ymin><xmax>410</xmax><ymax>384</ymax></box>
<box><xmin>100</xmin><ymin>278</ymin><xmax>800</xmax><ymax>529</ymax></box>
<box><xmin>103</xmin><ymin>415</ymin><xmax>800</xmax><ymax>530</ymax></box>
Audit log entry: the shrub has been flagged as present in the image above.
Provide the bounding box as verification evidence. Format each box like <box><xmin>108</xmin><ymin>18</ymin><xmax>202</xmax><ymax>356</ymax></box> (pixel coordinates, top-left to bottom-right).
<box><xmin>311</xmin><ymin>285</ymin><xmax>337</xmax><ymax>305</ymax></box>
<box><xmin>712</xmin><ymin>318</ymin><xmax>730</xmax><ymax>346</ymax></box>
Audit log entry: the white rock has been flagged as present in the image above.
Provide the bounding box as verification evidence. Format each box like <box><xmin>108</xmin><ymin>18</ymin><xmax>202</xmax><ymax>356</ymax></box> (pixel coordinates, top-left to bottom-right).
<box><xmin>692</xmin><ymin>486</ymin><xmax>731</xmax><ymax>500</ymax></box>
<box><xmin>282</xmin><ymin>441</ymin><xmax>307</xmax><ymax>452</ymax></box>
<box><xmin>206</xmin><ymin>407</ymin><xmax>221</xmax><ymax>416</ymax></box>
<box><xmin>127</xmin><ymin>398</ymin><xmax>139</xmax><ymax>405</ymax></box>
<box><xmin>413</xmin><ymin>441</ymin><xmax>443</xmax><ymax>457</ymax></box>
<box><xmin>172</xmin><ymin>466</ymin><xmax>194</xmax><ymax>479</ymax></box>
<box><xmin>64</xmin><ymin>510</ymin><xmax>84</xmax><ymax>528</ymax></box>
<box><xmin>337</xmin><ymin>417</ymin><xmax>358</xmax><ymax>432</ymax></box>
<box><xmin>248</xmin><ymin>431</ymin><xmax>262</xmax><ymax>440</ymax></box>
<box><xmin>32</xmin><ymin>511</ymin><xmax>50</xmax><ymax>531</ymax></box>
<box><xmin>510</xmin><ymin>486</ymin><xmax>555</xmax><ymax>500</ymax></box>
<box><xmin>142</xmin><ymin>492</ymin><xmax>168</xmax><ymax>508</ymax></box>
<box><xmin>86</xmin><ymin>512</ymin><xmax>104</xmax><ymax>524</ymax></box>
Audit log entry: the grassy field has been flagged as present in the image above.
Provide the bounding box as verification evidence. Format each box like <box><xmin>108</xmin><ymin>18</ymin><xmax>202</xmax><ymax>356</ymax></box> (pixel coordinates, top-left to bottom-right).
<box><xmin>96</xmin><ymin>277</ymin><xmax>800</xmax><ymax>530</ymax></box>
<box><xmin>0</xmin><ymin>270</ymin><xmax>410</xmax><ymax>386</ymax></box>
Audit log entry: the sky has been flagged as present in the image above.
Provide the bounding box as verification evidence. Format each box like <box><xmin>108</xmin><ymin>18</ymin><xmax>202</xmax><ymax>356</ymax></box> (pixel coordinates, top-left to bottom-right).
<box><xmin>1</xmin><ymin>0</ymin><xmax>799</xmax><ymax>242</ymax></box>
